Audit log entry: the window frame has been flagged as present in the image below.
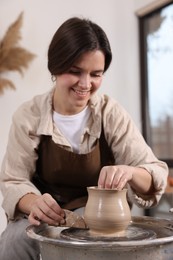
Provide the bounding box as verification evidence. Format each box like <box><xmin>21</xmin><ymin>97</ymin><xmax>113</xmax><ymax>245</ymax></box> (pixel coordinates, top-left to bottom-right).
<box><xmin>137</xmin><ymin>0</ymin><xmax>173</xmax><ymax>168</ymax></box>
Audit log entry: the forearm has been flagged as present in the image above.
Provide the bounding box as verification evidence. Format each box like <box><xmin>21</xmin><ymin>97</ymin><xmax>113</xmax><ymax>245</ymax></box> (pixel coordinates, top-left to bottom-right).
<box><xmin>129</xmin><ymin>167</ymin><xmax>154</xmax><ymax>195</ymax></box>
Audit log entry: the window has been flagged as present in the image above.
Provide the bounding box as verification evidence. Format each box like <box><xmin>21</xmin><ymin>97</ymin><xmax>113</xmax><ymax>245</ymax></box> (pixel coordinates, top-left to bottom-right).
<box><xmin>139</xmin><ymin>0</ymin><xmax>173</xmax><ymax>168</ymax></box>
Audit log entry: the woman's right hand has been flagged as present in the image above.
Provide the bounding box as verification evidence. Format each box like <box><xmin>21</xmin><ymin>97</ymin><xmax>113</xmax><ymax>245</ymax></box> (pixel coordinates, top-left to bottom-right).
<box><xmin>28</xmin><ymin>193</ymin><xmax>65</xmax><ymax>226</ymax></box>
<box><xmin>18</xmin><ymin>193</ymin><xmax>65</xmax><ymax>226</ymax></box>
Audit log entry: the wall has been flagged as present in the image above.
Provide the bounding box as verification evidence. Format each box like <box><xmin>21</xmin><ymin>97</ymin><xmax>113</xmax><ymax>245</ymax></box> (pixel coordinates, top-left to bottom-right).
<box><xmin>0</xmin><ymin>0</ymin><xmax>156</xmax><ymax>234</ymax></box>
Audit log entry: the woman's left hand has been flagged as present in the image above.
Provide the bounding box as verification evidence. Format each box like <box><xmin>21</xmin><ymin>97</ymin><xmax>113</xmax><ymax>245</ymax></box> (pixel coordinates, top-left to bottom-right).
<box><xmin>98</xmin><ymin>165</ymin><xmax>134</xmax><ymax>190</ymax></box>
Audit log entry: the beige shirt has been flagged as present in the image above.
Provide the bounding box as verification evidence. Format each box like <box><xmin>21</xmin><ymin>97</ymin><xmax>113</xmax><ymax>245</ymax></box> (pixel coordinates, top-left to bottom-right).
<box><xmin>0</xmin><ymin>88</ymin><xmax>168</xmax><ymax>220</ymax></box>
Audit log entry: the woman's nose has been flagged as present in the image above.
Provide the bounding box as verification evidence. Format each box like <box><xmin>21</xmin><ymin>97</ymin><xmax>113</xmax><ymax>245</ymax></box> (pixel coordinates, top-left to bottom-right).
<box><xmin>78</xmin><ymin>74</ymin><xmax>91</xmax><ymax>88</ymax></box>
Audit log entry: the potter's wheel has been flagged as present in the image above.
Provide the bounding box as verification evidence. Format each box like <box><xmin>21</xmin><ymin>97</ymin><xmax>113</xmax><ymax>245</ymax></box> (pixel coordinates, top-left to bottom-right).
<box><xmin>27</xmin><ymin>216</ymin><xmax>173</xmax><ymax>247</ymax></box>
<box><xmin>26</xmin><ymin>216</ymin><xmax>173</xmax><ymax>260</ymax></box>
<box><xmin>59</xmin><ymin>215</ymin><xmax>173</xmax><ymax>242</ymax></box>
<box><xmin>60</xmin><ymin>224</ymin><xmax>157</xmax><ymax>241</ymax></box>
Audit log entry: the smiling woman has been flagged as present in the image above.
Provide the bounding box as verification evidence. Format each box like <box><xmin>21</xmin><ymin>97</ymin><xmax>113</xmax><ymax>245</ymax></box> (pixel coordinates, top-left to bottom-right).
<box><xmin>0</xmin><ymin>16</ymin><xmax>168</xmax><ymax>260</ymax></box>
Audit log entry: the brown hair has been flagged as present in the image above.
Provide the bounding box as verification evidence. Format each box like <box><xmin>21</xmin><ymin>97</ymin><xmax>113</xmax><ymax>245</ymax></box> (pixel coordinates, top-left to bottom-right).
<box><xmin>48</xmin><ymin>17</ymin><xmax>112</xmax><ymax>76</ymax></box>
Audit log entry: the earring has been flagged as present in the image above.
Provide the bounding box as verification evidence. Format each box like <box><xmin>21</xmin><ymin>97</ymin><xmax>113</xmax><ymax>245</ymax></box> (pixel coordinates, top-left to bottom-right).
<box><xmin>51</xmin><ymin>75</ymin><xmax>56</xmax><ymax>82</ymax></box>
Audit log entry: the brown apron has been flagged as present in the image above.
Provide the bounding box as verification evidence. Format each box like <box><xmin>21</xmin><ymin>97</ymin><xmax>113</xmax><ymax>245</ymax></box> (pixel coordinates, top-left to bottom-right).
<box><xmin>33</xmin><ymin>129</ymin><xmax>114</xmax><ymax>210</ymax></box>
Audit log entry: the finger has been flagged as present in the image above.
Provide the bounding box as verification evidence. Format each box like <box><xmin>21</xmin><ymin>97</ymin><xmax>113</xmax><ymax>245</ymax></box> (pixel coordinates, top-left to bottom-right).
<box><xmin>101</xmin><ymin>166</ymin><xmax>119</xmax><ymax>189</ymax></box>
<box><xmin>34</xmin><ymin>198</ymin><xmax>65</xmax><ymax>224</ymax></box>
<box><xmin>105</xmin><ymin>171</ymin><xmax>116</xmax><ymax>189</ymax></box>
<box><xmin>36</xmin><ymin>200</ymin><xmax>64</xmax><ymax>223</ymax></box>
<box><xmin>112</xmin><ymin>173</ymin><xmax>127</xmax><ymax>190</ymax></box>
<box><xmin>28</xmin><ymin>212</ymin><xmax>41</xmax><ymax>226</ymax></box>
<box><xmin>98</xmin><ymin>167</ymin><xmax>107</xmax><ymax>188</ymax></box>
<box><xmin>42</xmin><ymin>193</ymin><xmax>65</xmax><ymax>217</ymax></box>
<box><xmin>32</xmin><ymin>205</ymin><xmax>64</xmax><ymax>226</ymax></box>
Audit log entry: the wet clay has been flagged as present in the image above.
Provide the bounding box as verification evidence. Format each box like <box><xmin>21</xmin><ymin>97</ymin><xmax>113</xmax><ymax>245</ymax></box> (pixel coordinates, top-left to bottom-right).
<box><xmin>84</xmin><ymin>186</ymin><xmax>131</xmax><ymax>236</ymax></box>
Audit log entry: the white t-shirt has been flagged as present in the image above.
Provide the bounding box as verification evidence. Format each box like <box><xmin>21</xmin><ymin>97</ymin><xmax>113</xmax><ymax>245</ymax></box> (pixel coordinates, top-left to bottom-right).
<box><xmin>53</xmin><ymin>106</ymin><xmax>91</xmax><ymax>153</ymax></box>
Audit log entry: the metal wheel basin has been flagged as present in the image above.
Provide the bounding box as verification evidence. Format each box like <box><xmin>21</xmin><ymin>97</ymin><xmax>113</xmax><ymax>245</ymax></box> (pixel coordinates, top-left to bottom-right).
<box><xmin>26</xmin><ymin>216</ymin><xmax>173</xmax><ymax>260</ymax></box>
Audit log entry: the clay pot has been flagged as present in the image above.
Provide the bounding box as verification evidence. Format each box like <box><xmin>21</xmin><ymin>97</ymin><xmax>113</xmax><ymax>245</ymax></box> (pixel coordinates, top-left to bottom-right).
<box><xmin>84</xmin><ymin>186</ymin><xmax>131</xmax><ymax>236</ymax></box>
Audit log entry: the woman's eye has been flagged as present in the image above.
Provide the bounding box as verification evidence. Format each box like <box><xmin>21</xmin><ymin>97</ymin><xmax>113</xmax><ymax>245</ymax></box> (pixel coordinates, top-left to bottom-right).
<box><xmin>69</xmin><ymin>70</ymin><xmax>80</xmax><ymax>75</ymax></box>
<box><xmin>91</xmin><ymin>73</ymin><xmax>102</xmax><ymax>77</ymax></box>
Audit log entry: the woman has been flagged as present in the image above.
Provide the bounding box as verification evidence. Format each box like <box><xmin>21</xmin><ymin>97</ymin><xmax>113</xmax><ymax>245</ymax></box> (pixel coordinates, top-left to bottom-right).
<box><xmin>0</xmin><ymin>17</ymin><xmax>168</xmax><ymax>259</ymax></box>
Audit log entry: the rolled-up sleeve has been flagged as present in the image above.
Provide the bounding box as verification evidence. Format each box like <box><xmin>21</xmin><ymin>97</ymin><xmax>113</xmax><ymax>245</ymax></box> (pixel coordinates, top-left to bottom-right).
<box><xmin>0</xmin><ymin>105</ymin><xmax>41</xmax><ymax>220</ymax></box>
<box><xmin>103</xmin><ymin>95</ymin><xmax>168</xmax><ymax>208</ymax></box>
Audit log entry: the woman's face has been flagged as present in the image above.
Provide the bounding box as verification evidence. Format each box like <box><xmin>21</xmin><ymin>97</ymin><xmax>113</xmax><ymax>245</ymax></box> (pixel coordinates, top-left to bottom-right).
<box><xmin>53</xmin><ymin>50</ymin><xmax>105</xmax><ymax>115</ymax></box>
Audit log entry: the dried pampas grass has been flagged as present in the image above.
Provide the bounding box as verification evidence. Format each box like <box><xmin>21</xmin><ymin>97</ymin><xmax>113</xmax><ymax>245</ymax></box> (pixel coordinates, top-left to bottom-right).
<box><xmin>0</xmin><ymin>12</ymin><xmax>36</xmax><ymax>94</ymax></box>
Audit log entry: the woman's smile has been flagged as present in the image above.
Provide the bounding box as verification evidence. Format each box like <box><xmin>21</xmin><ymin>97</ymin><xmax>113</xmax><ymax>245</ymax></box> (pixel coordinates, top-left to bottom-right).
<box><xmin>72</xmin><ymin>87</ymin><xmax>91</xmax><ymax>98</ymax></box>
